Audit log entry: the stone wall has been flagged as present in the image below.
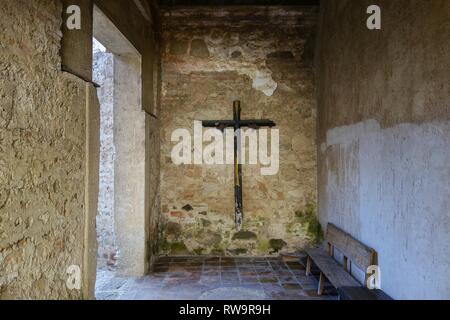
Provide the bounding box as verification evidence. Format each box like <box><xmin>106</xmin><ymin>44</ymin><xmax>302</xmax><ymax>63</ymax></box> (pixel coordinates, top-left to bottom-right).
<box><xmin>93</xmin><ymin>40</ymin><xmax>117</xmax><ymax>268</ymax></box>
<box><xmin>316</xmin><ymin>0</ymin><xmax>450</xmax><ymax>299</ymax></box>
<box><xmin>159</xmin><ymin>6</ymin><xmax>320</xmax><ymax>256</ymax></box>
<box><xmin>0</xmin><ymin>0</ymin><xmax>93</xmax><ymax>299</ymax></box>
<box><xmin>0</xmin><ymin>0</ymin><xmax>161</xmax><ymax>298</ymax></box>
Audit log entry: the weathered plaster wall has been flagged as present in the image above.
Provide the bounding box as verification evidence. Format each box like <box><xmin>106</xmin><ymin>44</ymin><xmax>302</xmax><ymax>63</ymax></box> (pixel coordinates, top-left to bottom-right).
<box><xmin>93</xmin><ymin>40</ymin><xmax>117</xmax><ymax>268</ymax></box>
<box><xmin>84</xmin><ymin>83</ymin><xmax>100</xmax><ymax>300</ymax></box>
<box><xmin>317</xmin><ymin>0</ymin><xmax>450</xmax><ymax>299</ymax></box>
<box><xmin>160</xmin><ymin>6</ymin><xmax>319</xmax><ymax>256</ymax></box>
<box><xmin>0</xmin><ymin>0</ymin><xmax>98</xmax><ymax>299</ymax></box>
<box><xmin>61</xmin><ymin>0</ymin><xmax>93</xmax><ymax>81</ymax></box>
<box><xmin>114</xmin><ymin>52</ymin><xmax>148</xmax><ymax>276</ymax></box>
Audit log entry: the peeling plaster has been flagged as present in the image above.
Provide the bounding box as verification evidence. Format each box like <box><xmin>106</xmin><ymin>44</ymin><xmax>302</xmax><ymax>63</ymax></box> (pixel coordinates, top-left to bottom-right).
<box><xmin>162</xmin><ymin>8</ymin><xmax>316</xmax><ymax>97</ymax></box>
<box><xmin>252</xmin><ymin>70</ymin><xmax>278</xmax><ymax>97</ymax></box>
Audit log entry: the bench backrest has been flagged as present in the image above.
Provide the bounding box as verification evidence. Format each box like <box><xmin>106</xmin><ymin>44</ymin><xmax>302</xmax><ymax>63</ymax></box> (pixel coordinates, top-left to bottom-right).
<box><xmin>326</xmin><ymin>223</ymin><xmax>376</xmax><ymax>275</ymax></box>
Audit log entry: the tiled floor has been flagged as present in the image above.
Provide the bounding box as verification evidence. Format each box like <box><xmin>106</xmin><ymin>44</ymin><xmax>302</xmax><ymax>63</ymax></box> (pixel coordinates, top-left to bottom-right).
<box><xmin>95</xmin><ymin>256</ymin><xmax>338</xmax><ymax>300</ymax></box>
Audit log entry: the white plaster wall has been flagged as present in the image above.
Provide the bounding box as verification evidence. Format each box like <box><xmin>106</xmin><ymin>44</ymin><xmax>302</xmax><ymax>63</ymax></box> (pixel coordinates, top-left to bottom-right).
<box><xmin>320</xmin><ymin>120</ymin><xmax>450</xmax><ymax>299</ymax></box>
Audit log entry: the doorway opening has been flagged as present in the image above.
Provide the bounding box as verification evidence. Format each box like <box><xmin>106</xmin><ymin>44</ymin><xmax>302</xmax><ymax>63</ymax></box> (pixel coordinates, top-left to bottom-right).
<box><xmin>93</xmin><ymin>5</ymin><xmax>146</xmax><ymax>298</ymax></box>
<box><xmin>93</xmin><ymin>38</ymin><xmax>117</xmax><ymax>270</ymax></box>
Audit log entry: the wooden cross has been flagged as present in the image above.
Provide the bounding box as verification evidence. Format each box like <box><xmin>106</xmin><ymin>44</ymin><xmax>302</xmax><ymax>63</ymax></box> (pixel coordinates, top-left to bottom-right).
<box><xmin>202</xmin><ymin>101</ymin><xmax>276</xmax><ymax>230</ymax></box>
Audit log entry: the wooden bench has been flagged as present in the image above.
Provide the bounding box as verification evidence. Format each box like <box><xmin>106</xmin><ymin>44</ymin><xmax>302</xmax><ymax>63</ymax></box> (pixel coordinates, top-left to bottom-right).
<box><xmin>337</xmin><ymin>287</ymin><xmax>393</xmax><ymax>300</ymax></box>
<box><xmin>305</xmin><ymin>223</ymin><xmax>376</xmax><ymax>296</ymax></box>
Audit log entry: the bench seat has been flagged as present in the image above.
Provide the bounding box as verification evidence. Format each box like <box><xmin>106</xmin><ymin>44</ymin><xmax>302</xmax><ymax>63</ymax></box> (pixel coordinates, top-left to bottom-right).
<box><xmin>305</xmin><ymin>248</ymin><xmax>360</xmax><ymax>289</ymax></box>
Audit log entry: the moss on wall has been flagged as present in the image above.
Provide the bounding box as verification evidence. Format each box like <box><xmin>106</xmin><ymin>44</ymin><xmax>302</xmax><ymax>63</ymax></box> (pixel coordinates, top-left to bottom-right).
<box><xmin>295</xmin><ymin>204</ymin><xmax>323</xmax><ymax>244</ymax></box>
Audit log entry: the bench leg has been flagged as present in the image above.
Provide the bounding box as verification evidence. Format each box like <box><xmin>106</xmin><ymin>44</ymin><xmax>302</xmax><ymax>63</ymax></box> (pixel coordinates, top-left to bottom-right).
<box><xmin>317</xmin><ymin>272</ymin><xmax>325</xmax><ymax>296</ymax></box>
<box><xmin>306</xmin><ymin>256</ymin><xmax>312</xmax><ymax>276</ymax></box>
<box><xmin>343</xmin><ymin>256</ymin><xmax>348</xmax><ymax>272</ymax></box>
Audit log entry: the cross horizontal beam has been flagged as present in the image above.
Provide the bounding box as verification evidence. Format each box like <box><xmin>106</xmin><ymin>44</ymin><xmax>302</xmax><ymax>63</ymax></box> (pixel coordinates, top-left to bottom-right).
<box><xmin>202</xmin><ymin>119</ymin><xmax>276</xmax><ymax>128</ymax></box>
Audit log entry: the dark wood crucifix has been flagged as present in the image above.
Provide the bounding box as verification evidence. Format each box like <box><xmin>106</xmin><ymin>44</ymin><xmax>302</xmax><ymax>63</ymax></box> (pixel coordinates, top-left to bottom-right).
<box><xmin>202</xmin><ymin>101</ymin><xmax>276</xmax><ymax>230</ymax></box>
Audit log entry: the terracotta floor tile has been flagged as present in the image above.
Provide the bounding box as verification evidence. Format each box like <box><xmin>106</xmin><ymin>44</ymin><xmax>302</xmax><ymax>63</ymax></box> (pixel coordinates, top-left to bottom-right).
<box><xmin>96</xmin><ymin>256</ymin><xmax>338</xmax><ymax>300</ymax></box>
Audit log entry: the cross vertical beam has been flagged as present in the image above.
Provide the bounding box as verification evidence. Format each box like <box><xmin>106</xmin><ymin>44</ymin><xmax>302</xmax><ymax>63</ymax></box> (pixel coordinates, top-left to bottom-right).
<box><xmin>233</xmin><ymin>101</ymin><xmax>244</xmax><ymax>230</ymax></box>
<box><xmin>202</xmin><ymin>100</ymin><xmax>276</xmax><ymax>230</ymax></box>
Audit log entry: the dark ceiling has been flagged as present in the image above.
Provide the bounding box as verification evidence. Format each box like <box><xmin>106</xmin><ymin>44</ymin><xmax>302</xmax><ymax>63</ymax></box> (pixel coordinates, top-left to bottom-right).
<box><xmin>158</xmin><ymin>0</ymin><xmax>319</xmax><ymax>6</ymax></box>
